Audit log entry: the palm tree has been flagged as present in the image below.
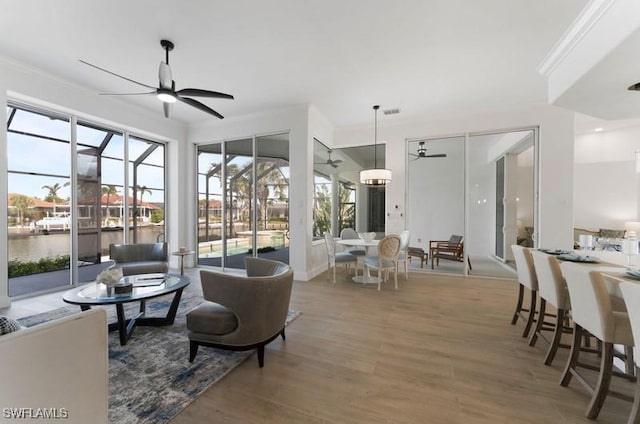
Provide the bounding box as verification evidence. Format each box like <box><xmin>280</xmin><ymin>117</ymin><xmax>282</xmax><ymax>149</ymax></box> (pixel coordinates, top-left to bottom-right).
<box><xmin>256</xmin><ymin>163</ymin><xmax>288</xmax><ymax>230</ymax></box>
<box><xmin>135</xmin><ymin>185</ymin><xmax>152</xmax><ymax>219</ymax></box>
<box><xmin>42</xmin><ymin>182</ymin><xmax>70</xmax><ymax>207</ymax></box>
<box><xmin>10</xmin><ymin>194</ymin><xmax>34</xmax><ymax>227</ymax></box>
<box><xmin>101</xmin><ymin>184</ymin><xmax>118</xmax><ymax>221</ymax></box>
<box><xmin>313</xmin><ymin>184</ymin><xmax>331</xmax><ymax>237</ymax></box>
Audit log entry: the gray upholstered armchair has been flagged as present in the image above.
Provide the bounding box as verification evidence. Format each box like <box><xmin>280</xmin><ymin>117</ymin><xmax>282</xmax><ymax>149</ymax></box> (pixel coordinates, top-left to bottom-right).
<box><xmin>186</xmin><ymin>257</ymin><xmax>294</xmax><ymax>367</ymax></box>
<box><xmin>109</xmin><ymin>243</ymin><xmax>169</xmax><ymax>276</ymax></box>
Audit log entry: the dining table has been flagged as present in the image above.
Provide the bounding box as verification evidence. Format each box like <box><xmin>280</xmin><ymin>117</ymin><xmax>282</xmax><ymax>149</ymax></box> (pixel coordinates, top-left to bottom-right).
<box><xmin>540</xmin><ymin>248</ymin><xmax>639</xmax><ymax>302</ymax></box>
<box><xmin>336</xmin><ymin>238</ymin><xmax>380</xmax><ymax>284</ymax></box>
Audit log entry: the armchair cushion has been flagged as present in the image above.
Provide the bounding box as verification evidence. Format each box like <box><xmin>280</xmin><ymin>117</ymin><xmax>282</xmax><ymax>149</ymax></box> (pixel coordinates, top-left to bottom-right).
<box><xmin>186</xmin><ymin>302</ymin><xmax>237</xmax><ymax>336</ymax></box>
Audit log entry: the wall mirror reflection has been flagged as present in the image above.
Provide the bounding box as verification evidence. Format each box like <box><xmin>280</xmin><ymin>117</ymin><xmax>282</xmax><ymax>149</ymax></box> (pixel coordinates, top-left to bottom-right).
<box><xmin>313</xmin><ymin>139</ymin><xmax>386</xmax><ymax>241</ymax></box>
<box><xmin>407</xmin><ymin>136</ymin><xmax>465</xmax><ymax>275</ymax></box>
<box><xmin>467</xmin><ymin>130</ymin><xmax>535</xmax><ymax>278</ymax></box>
<box><xmin>406</xmin><ymin>130</ymin><xmax>535</xmax><ymax>278</ymax></box>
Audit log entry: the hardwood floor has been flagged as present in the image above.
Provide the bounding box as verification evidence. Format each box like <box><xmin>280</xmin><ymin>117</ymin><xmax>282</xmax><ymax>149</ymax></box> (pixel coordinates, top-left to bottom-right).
<box><xmin>171</xmin><ymin>270</ymin><xmax>634</xmax><ymax>424</ymax></box>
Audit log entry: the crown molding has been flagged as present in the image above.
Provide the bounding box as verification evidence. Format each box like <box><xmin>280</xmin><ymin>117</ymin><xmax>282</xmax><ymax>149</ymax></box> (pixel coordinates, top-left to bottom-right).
<box><xmin>538</xmin><ymin>0</ymin><xmax>616</xmax><ymax>77</ymax></box>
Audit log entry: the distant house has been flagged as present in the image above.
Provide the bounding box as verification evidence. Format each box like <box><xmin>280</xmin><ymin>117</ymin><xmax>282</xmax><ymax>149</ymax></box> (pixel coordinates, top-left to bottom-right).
<box><xmin>8</xmin><ymin>193</ymin><xmax>161</xmax><ymax>228</ymax></box>
<box><xmin>95</xmin><ymin>194</ymin><xmax>161</xmax><ymax>225</ymax></box>
<box><xmin>7</xmin><ymin>193</ymin><xmax>67</xmax><ymax>225</ymax></box>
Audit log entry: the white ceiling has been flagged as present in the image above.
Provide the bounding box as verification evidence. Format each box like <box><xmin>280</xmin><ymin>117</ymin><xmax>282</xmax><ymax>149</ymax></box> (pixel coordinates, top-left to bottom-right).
<box><xmin>0</xmin><ymin>0</ymin><xmax>588</xmax><ymax>127</ymax></box>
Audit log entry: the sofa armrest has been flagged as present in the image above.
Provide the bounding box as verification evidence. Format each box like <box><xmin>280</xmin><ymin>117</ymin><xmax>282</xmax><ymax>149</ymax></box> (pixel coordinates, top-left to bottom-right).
<box><xmin>0</xmin><ymin>309</ymin><xmax>108</xmax><ymax>422</ymax></box>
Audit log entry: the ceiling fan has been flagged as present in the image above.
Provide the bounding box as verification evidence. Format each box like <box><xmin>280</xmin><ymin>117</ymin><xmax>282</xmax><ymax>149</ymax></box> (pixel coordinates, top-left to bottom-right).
<box><xmin>314</xmin><ymin>149</ymin><xmax>343</xmax><ymax>168</ymax></box>
<box><xmin>409</xmin><ymin>141</ymin><xmax>447</xmax><ymax>160</ymax></box>
<box><xmin>79</xmin><ymin>39</ymin><xmax>234</xmax><ymax>119</ymax></box>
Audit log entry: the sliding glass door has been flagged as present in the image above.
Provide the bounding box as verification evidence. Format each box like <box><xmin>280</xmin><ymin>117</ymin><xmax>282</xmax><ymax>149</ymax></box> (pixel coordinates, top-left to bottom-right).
<box><xmin>7</xmin><ymin>106</ymin><xmax>72</xmax><ymax>296</ymax></box>
<box><xmin>197</xmin><ymin>133</ymin><xmax>290</xmax><ymax>269</ymax></box>
<box><xmin>6</xmin><ymin>102</ymin><xmax>166</xmax><ymax>297</ymax></box>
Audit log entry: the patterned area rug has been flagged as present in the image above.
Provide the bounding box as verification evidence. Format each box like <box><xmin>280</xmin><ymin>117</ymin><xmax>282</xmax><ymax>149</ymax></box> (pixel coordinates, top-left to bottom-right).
<box><xmin>19</xmin><ymin>294</ymin><xmax>300</xmax><ymax>424</ymax></box>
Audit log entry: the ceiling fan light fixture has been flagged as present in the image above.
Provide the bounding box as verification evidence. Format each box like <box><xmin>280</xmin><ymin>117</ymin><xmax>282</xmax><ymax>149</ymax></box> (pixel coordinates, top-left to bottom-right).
<box><xmin>360</xmin><ymin>105</ymin><xmax>392</xmax><ymax>186</ymax></box>
<box><xmin>156</xmin><ymin>88</ymin><xmax>177</xmax><ymax>103</ymax></box>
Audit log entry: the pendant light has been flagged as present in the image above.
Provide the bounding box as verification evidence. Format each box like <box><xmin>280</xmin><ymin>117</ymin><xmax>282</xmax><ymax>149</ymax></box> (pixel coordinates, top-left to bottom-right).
<box><xmin>360</xmin><ymin>105</ymin><xmax>392</xmax><ymax>185</ymax></box>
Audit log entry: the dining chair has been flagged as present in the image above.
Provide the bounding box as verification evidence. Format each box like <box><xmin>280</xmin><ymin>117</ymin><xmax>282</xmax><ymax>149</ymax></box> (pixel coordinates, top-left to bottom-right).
<box><xmin>511</xmin><ymin>245</ymin><xmax>539</xmax><ymax>338</ymax></box>
<box><xmin>395</xmin><ymin>230</ymin><xmax>411</xmax><ymax>280</ymax></box>
<box><xmin>363</xmin><ymin>234</ymin><xmax>401</xmax><ymax>291</ymax></box>
<box><xmin>340</xmin><ymin>228</ymin><xmax>366</xmax><ymax>276</ymax></box>
<box><xmin>324</xmin><ymin>233</ymin><xmax>357</xmax><ymax>284</ymax></box>
<box><xmin>619</xmin><ymin>282</ymin><xmax>640</xmax><ymax>424</ymax></box>
<box><xmin>560</xmin><ymin>263</ymin><xmax>635</xmax><ymax>419</ymax></box>
<box><xmin>529</xmin><ymin>250</ymin><xmax>572</xmax><ymax>364</ymax></box>
<box><xmin>340</xmin><ymin>228</ymin><xmax>366</xmax><ymax>255</ymax></box>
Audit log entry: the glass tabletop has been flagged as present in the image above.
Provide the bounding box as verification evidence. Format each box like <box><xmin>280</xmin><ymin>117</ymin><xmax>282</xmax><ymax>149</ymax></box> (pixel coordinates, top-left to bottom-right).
<box><xmin>64</xmin><ymin>273</ymin><xmax>189</xmax><ymax>305</ymax></box>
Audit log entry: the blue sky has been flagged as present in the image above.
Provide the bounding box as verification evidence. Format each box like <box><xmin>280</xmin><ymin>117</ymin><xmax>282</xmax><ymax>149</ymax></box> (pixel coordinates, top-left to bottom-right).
<box><xmin>7</xmin><ymin>107</ymin><xmax>165</xmax><ymax>202</ymax></box>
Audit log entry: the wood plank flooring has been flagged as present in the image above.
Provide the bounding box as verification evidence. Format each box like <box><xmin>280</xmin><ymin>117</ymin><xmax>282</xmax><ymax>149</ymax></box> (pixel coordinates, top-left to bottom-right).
<box><xmin>171</xmin><ymin>270</ymin><xmax>634</xmax><ymax>424</ymax></box>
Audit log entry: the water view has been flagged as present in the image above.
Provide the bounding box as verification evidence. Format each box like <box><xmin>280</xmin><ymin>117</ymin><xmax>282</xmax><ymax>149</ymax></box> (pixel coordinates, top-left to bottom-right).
<box><xmin>8</xmin><ymin>226</ymin><xmax>163</xmax><ymax>263</ymax></box>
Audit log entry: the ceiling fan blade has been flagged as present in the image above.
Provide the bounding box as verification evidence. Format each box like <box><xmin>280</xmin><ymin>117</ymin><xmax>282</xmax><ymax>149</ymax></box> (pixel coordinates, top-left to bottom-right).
<box><xmin>408</xmin><ymin>153</ymin><xmax>419</xmax><ymax>158</ymax></box>
<box><xmin>163</xmin><ymin>102</ymin><xmax>171</xmax><ymax>118</ymax></box>
<box><xmin>159</xmin><ymin>62</ymin><xmax>172</xmax><ymax>89</ymax></box>
<box><xmin>178</xmin><ymin>97</ymin><xmax>224</xmax><ymax>119</ymax></box>
<box><xmin>79</xmin><ymin>60</ymin><xmax>156</xmax><ymax>89</ymax></box>
<box><xmin>332</xmin><ymin>160</ymin><xmax>343</xmax><ymax>164</ymax></box>
<box><xmin>176</xmin><ymin>88</ymin><xmax>234</xmax><ymax>100</ymax></box>
<box><xmin>331</xmin><ymin>162</ymin><xmax>338</xmax><ymax>168</ymax></box>
<box><xmin>98</xmin><ymin>91</ymin><xmax>156</xmax><ymax>96</ymax></box>
<box><xmin>425</xmin><ymin>154</ymin><xmax>447</xmax><ymax>158</ymax></box>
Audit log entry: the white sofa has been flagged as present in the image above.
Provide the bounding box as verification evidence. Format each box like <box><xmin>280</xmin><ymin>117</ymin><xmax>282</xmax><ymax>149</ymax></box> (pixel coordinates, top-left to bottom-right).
<box><xmin>0</xmin><ymin>309</ymin><xmax>108</xmax><ymax>423</ymax></box>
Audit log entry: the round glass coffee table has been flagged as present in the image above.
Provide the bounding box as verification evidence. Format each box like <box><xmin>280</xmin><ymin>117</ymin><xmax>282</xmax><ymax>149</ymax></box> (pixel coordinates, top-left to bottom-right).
<box><xmin>63</xmin><ymin>273</ymin><xmax>190</xmax><ymax>345</ymax></box>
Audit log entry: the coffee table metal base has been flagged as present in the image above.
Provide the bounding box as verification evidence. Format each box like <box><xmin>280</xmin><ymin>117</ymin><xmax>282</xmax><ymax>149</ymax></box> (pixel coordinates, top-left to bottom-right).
<box><xmin>79</xmin><ymin>287</ymin><xmax>185</xmax><ymax>345</ymax></box>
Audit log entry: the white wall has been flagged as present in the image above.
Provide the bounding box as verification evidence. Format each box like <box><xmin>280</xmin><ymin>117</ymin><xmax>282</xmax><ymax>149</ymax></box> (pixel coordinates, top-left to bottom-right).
<box><xmin>334</xmin><ymin>104</ymin><xmax>575</xmax><ymax>252</ymax></box>
<box><xmin>0</xmin><ymin>57</ymin><xmax>187</xmax><ymax>307</ymax></box>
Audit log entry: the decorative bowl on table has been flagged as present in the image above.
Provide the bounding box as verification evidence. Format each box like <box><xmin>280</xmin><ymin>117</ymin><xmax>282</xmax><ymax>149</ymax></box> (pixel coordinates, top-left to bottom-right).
<box><xmin>358</xmin><ymin>232</ymin><xmax>376</xmax><ymax>242</ymax></box>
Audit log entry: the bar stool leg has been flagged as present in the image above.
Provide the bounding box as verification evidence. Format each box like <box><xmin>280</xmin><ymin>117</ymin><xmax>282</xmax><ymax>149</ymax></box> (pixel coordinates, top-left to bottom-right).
<box><xmin>522</xmin><ymin>290</ymin><xmax>537</xmax><ymax>338</ymax></box>
<box><xmin>561</xmin><ymin>324</ymin><xmax>583</xmax><ymax>387</ymax></box>
<box><xmin>529</xmin><ymin>298</ymin><xmax>546</xmax><ymax>347</ymax></box>
<box><xmin>544</xmin><ymin>308</ymin><xmax>565</xmax><ymax>366</ymax></box>
<box><xmin>511</xmin><ymin>284</ymin><xmax>524</xmax><ymax>325</ymax></box>
<box><xmin>628</xmin><ymin>365</ymin><xmax>640</xmax><ymax>424</ymax></box>
<box><xmin>586</xmin><ymin>342</ymin><xmax>614</xmax><ymax>419</ymax></box>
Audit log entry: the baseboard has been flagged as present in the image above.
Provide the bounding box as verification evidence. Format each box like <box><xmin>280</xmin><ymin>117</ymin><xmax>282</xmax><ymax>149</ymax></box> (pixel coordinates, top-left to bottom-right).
<box><xmin>295</xmin><ymin>264</ymin><xmax>327</xmax><ymax>281</ymax></box>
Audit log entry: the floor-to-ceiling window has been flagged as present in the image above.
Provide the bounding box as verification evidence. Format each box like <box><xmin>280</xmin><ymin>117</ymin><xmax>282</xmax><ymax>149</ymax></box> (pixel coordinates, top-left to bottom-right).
<box><xmin>6</xmin><ymin>102</ymin><xmax>167</xmax><ymax>297</ymax></box>
<box><xmin>197</xmin><ymin>133</ymin><xmax>290</xmax><ymax>269</ymax></box>
<box><xmin>7</xmin><ymin>105</ymin><xmax>72</xmax><ymax>296</ymax></box>
<box><xmin>128</xmin><ymin>135</ymin><xmax>166</xmax><ymax>244</ymax></box>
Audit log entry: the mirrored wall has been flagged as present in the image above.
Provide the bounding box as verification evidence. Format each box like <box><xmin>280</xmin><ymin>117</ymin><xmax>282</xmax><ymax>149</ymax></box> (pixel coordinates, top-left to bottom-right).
<box><xmin>406</xmin><ymin>129</ymin><xmax>537</xmax><ymax>278</ymax></box>
<box><xmin>313</xmin><ymin>139</ymin><xmax>386</xmax><ymax>240</ymax></box>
